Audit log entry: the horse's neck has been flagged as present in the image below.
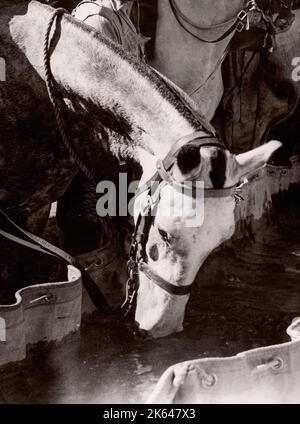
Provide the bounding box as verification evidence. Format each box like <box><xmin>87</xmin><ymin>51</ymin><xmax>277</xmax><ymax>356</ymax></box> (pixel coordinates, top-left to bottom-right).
<box><xmin>150</xmin><ymin>0</ymin><xmax>244</xmax><ymax>121</ymax></box>
<box><xmin>5</xmin><ymin>1</ymin><xmax>204</xmax><ymax>166</ymax></box>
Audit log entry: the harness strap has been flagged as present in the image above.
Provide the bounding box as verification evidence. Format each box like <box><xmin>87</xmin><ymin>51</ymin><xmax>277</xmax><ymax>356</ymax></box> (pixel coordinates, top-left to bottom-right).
<box><xmin>134</xmin><ymin>133</ymin><xmax>230</xmax><ymax>203</ymax></box>
<box><xmin>160</xmin><ymin>133</ymin><xmax>224</xmax><ymax>177</ymax></box>
<box><xmin>169</xmin><ymin>0</ymin><xmax>252</xmax><ymax>44</ymax></box>
<box><xmin>127</xmin><ymin>203</ymin><xmax>193</xmax><ymax>298</ymax></box>
<box><xmin>139</xmin><ymin>262</ymin><xmax>193</xmax><ymax>296</ymax></box>
<box><xmin>188</xmin><ymin>43</ymin><xmax>233</xmax><ymax>97</ymax></box>
<box><xmin>161</xmin><ymin>131</ymin><xmax>220</xmax><ymax>168</ymax></box>
<box><xmin>0</xmin><ymin>209</ymin><xmax>114</xmax><ymax>315</ymax></box>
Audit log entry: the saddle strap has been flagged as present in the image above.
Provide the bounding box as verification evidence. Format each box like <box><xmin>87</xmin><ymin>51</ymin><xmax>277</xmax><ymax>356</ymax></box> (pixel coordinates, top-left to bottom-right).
<box><xmin>169</xmin><ymin>0</ymin><xmax>248</xmax><ymax>44</ymax></box>
<box><xmin>0</xmin><ymin>209</ymin><xmax>114</xmax><ymax>315</ymax></box>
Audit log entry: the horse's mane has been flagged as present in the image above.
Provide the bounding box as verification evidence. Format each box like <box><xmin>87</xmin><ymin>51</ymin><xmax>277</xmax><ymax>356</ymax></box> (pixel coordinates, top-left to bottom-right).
<box><xmin>62</xmin><ymin>11</ymin><xmax>215</xmax><ymax>135</ymax></box>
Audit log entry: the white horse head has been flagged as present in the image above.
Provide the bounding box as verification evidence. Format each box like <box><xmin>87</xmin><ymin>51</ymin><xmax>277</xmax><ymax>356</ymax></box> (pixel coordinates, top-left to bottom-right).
<box><xmin>134</xmin><ymin>139</ymin><xmax>281</xmax><ymax>338</ymax></box>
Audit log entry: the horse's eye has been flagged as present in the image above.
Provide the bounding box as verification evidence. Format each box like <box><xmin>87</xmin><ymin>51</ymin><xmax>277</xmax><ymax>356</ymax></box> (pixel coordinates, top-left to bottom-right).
<box><xmin>158</xmin><ymin>227</ymin><xmax>170</xmax><ymax>243</ymax></box>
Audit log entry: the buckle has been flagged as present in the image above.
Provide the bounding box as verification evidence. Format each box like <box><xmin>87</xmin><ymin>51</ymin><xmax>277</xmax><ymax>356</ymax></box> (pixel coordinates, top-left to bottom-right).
<box><xmin>237</xmin><ymin>9</ymin><xmax>247</xmax><ymax>22</ymax></box>
<box><xmin>236</xmin><ymin>21</ymin><xmax>245</xmax><ymax>32</ymax></box>
<box><xmin>246</xmin><ymin>0</ymin><xmax>257</xmax><ymax>11</ymax></box>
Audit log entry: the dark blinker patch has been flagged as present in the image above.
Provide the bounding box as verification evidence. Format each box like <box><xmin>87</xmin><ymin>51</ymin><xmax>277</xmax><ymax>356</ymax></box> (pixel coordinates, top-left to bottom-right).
<box><xmin>210</xmin><ymin>149</ymin><xmax>226</xmax><ymax>189</ymax></box>
<box><xmin>177</xmin><ymin>144</ymin><xmax>201</xmax><ymax>175</ymax></box>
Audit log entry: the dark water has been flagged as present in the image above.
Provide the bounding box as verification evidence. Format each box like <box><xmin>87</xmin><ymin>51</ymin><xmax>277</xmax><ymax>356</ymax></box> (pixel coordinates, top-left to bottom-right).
<box><xmin>1</xmin><ymin>195</ymin><xmax>300</xmax><ymax>404</ymax></box>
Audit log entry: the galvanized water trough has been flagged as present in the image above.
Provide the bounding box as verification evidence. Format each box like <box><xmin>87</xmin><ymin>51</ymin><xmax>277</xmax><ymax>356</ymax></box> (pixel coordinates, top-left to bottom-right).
<box><xmin>0</xmin><ymin>266</ymin><xmax>82</xmax><ymax>367</ymax></box>
<box><xmin>148</xmin><ymin>318</ymin><xmax>300</xmax><ymax>404</ymax></box>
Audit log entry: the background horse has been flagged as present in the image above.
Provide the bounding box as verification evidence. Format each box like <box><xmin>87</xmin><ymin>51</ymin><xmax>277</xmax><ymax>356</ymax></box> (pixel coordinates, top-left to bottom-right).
<box><xmin>152</xmin><ymin>0</ymin><xmax>299</xmax><ymax>153</ymax></box>
<box><xmin>54</xmin><ymin>0</ymin><xmax>245</xmax><ymax>121</ymax></box>
<box><xmin>151</xmin><ymin>0</ymin><xmax>244</xmax><ymax>121</ymax></box>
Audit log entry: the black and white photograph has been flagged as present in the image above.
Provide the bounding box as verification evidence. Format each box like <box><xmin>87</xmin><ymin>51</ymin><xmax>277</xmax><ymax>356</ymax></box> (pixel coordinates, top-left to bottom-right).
<box><xmin>1</xmin><ymin>0</ymin><xmax>300</xmax><ymax>407</ymax></box>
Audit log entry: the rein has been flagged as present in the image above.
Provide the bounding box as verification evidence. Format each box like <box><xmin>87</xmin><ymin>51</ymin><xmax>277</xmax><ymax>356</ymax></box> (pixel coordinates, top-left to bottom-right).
<box><xmin>43</xmin><ymin>8</ymin><xmax>97</xmax><ymax>184</ymax></box>
<box><xmin>0</xmin><ymin>209</ymin><xmax>114</xmax><ymax>314</ymax></box>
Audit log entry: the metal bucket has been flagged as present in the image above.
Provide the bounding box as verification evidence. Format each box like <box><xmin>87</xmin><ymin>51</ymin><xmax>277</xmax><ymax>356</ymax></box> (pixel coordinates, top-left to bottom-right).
<box><xmin>77</xmin><ymin>240</ymin><xmax>127</xmax><ymax>315</ymax></box>
<box><xmin>148</xmin><ymin>318</ymin><xmax>300</xmax><ymax>404</ymax></box>
<box><xmin>0</xmin><ymin>266</ymin><xmax>82</xmax><ymax>367</ymax></box>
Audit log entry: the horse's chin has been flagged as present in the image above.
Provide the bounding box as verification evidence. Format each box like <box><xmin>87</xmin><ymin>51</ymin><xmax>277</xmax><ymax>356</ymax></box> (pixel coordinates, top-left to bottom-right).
<box><xmin>135</xmin><ymin>316</ymin><xmax>185</xmax><ymax>339</ymax></box>
<box><xmin>134</xmin><ymin>274</ymin><xmax>190</xmax><ymax>338</ymax></box>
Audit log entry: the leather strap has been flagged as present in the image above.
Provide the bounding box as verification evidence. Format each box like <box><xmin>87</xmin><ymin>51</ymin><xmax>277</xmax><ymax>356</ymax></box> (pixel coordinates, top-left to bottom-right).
<box><xmin>139</xmin><ymin>262</ymin><xmax>193</xmax><ymax>296</ymax></box>
<box><xmin>159</xmin><ymin>134</ymin><xmax>224</xmax><ymax>179</ymax></box>
<box><xmin>134</xmin><ymin>132</ymin><xmax>229</xmax><ymax>203</ymax></box>
<box><xmin>169</xmin><ymin>0</ymin><xmax>248</xmax><ymax>44</ymax></box>
<box><xmin>161</xmin><ymin>131</ymin><xmax>219</xmax><ymax>169</ymax></box>
<box><xmin>0</xmin><ymin>208</ymin><xmax>114</xmax><ymax>314</ymax></box>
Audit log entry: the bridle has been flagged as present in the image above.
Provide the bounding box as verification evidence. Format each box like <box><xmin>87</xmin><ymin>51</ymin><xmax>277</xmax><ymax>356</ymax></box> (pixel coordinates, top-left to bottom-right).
<box><xmin>121</xmin><ymin>131</ymin><xmax>246</xmax><ymax>316</ymax></box>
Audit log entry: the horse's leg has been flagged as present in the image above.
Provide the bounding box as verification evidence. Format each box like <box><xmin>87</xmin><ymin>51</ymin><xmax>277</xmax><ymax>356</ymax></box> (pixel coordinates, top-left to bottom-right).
<box><xmin>0</xmin><ymin>204</ymin><xmax>55</xmax><ymax>304</ymax></box>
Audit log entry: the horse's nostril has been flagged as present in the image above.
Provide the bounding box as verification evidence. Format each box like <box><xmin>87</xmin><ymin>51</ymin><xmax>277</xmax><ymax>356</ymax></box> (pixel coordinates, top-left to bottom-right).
<box><xmin>149</xmin><ymin>244</ymin><xmax>159</xmax><ymax>262</ymax></box>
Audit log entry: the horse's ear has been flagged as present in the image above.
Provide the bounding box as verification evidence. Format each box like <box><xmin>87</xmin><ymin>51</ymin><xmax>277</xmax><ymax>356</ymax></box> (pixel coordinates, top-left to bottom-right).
<box><xmin>177</xmin><ymin>144</ymin><xmax>201</xmax><ymax>175</ymax></box>
<box><xmin>234</xmin><ymin>140</ymin><xmax>282</xmax><ymax>180</ymax></box>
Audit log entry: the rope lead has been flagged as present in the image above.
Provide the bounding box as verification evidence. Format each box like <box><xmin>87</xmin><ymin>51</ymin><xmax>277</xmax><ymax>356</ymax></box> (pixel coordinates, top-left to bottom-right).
<box><xmin>43</xmin><ymin>8</ymin><xmax>96</xmax><ymax>184</ymax></box>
